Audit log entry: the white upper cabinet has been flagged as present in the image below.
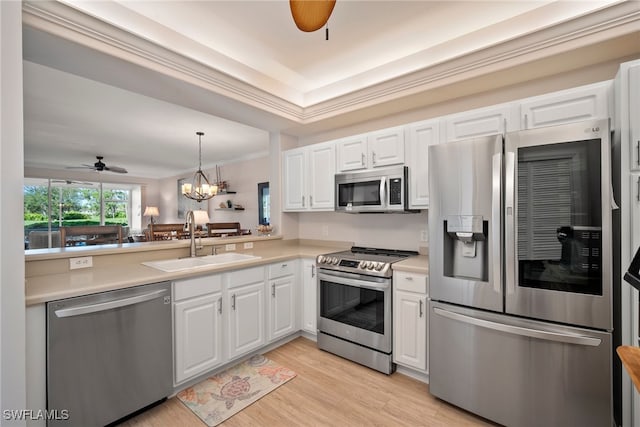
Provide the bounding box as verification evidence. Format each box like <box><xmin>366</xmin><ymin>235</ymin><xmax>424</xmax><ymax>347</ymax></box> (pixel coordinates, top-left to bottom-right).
<box><xmin>519</xmin><ymin>81</ymin><xmax>610</xmax><ymax>130</ymax></box>
<box><xmin>367</xmin><ymin>126</ymin><xmax>405</xmax><ymax>168</ymax></box>
<box><xmin>443</xmin><ymin>103</ymin><xmax>517</xmax><ymax>142</ymax></box>
<box><xmin>630</xmin><ymin>66</ymin><xmax>640</xmax><ymax>171</ymax></box>
<box><xmin>336</xmin><ymin>135</ymin><xmax>368</xmax><ymax>171</ymax></box>
<box><xmin>406</xmin><ymin>119</ymin><xmax>439</xmax><ymax>209</ymax></box>
<box><xmin>308</xmin><ymin>143</ymin><xmax>336</xmax><ymax>210</ymax></box>
<box><xmin>337</xmin><ymin>127</ymin><xmax>405</xmax><ymax>171</ymax></box>
<box><xmin>282</xmin><ymin>142</ymin><xmax>336</xmax><ymax>212</ymax></box>
<box><xmin>282</xmin><ymin>148</ymin><xmax>306</xmax><ymax>211</ymax></box>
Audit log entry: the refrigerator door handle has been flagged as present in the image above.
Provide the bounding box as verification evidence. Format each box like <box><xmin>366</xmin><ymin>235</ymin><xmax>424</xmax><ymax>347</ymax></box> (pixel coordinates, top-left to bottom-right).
<box><xmin>492</xmin><ymin>152</ymin><xmax>502</xmax><ymax>294</ymax></box>
<box><xmin>433</xmin><ymin>307</ymin><xmax>602</xmax><ymax>347</ymax></box>
<box><xmin>504</xmin><ymin>151</ymin><xmax>516</xmax><ymax>295</ymax></box>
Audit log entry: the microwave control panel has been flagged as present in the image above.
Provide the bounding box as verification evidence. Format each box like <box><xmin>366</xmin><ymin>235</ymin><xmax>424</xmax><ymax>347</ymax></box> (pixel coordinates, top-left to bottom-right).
<box><xmin>389</xmin><ymin>178</ymin><xmax>402</xmax><ymax>205</ymax></box>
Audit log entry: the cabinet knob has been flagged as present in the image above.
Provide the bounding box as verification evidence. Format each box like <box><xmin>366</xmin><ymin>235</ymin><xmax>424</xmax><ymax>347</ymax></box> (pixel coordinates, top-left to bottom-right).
<box><xmin>231</xmin><ymin>294</ymin><xmax>236</xmax><ymax>310</ymax></box>
<box><xmin>272</xmin><ymin>283</ymin><xmax>276</xmax><ymax>297</ymax></box>
<box><xmin>218</xmin><ymin>298</ymin><xmax>222</xmax><ymax>314</ymax></box>
<box><xmin>419</xmin><ymin>299</ymin><xmax>424</xmax><ymax>318</ymax></box>
<box><xmin>361</xmin><ymin>153</ymin><xmax>365</xmax><ymax>166</ymax></box>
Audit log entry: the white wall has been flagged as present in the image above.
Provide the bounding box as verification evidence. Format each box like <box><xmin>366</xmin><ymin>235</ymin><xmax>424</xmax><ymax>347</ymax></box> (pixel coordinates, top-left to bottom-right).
<box><xmin>157</xmin><ymin>156</ymin><xmax>269</xmax><ymax>231</ymax></box>
<box><xmin>296</xmin><ymin>211</ymin><xmax>428</xmax><ymax>252</ymax></box>
<box><xmin>207</xmin><ymin>157</ymin><xmax>269</xmax><ymax>230</ymax></box>
<box><xmin>1</xmin><ymin>0</ymin><xmax>26</xmax><ymax>422</ymax></box>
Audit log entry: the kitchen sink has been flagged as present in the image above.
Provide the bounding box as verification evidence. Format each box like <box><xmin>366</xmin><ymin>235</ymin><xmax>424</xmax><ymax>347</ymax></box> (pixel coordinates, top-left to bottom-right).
<box><xmin>142</xmin><ymin>253</ymin><xmax>261</xmax><ymax>272</ymax></box>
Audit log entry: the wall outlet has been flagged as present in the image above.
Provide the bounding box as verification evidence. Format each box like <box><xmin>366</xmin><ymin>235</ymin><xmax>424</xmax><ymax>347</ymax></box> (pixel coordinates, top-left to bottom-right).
<box><xmin>70</xmin><ymin>256</ymin><xmax>93</xmax><ymax>270</ymax></box>
<box><xmin>225</xmin><ymin>243</ymin><xmax>236</xmax><ymax>251</ymax></box>
<box><xmin>243</xmin><ymin>242</ymin><xmax>253</xmax><ymax>249</ymax></box>
<box><xmin>322</xmin><ymin>225</ymin><xmax>329</xmax><ymax>237</ymax></box>
<box><xmin>420</xmin><ymin>229</ymin><xmax>429</xmax><ymax>242</ymax></box>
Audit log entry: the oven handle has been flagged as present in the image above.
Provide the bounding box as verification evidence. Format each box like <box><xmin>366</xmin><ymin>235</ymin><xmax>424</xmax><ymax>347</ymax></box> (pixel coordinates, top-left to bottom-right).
<box><xmin>318</xmin><ymin>272</ymin><xmax>390</xmax><ymax>291</ymax></box>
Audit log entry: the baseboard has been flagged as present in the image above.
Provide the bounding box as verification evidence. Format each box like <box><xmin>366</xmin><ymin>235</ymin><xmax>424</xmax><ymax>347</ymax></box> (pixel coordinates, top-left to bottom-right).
<box><xmin>396</xmin><ymin>365</ymin><xmax>429</xmax><ymax>384</ymax></box>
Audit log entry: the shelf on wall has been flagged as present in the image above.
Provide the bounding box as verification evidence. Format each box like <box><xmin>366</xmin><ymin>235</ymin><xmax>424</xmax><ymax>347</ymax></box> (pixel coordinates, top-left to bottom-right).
<box><xmin>214</xmin><ymin>207</ymin><xmax>245</xmax><ymax>211</ymax></box>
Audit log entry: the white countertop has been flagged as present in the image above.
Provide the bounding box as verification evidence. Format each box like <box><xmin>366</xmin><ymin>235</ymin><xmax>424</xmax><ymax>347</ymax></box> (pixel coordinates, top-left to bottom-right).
<box><xmin>25</xmin><ymin>238</ymin><xmax>428</xmax><ymax>305</ymax></box>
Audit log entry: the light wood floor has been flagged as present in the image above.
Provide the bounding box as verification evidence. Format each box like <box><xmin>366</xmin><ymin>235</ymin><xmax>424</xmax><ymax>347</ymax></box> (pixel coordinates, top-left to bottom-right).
<box><xmin>120</xmin><ymin>337</ymin><xmax>497</xmax><ymax>426</ymax></box>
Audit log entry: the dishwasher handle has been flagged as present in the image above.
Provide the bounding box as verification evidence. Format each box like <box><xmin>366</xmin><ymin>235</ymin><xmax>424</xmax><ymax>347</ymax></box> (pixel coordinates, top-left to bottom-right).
<box><xmin>54</xmin><ymin>289</ymin><xmax>169</xmax><ymax>318</ymax></box>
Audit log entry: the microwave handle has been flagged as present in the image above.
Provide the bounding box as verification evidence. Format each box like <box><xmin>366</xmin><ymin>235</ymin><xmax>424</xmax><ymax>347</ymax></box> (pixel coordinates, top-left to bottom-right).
<box><xmin>380</xmin><ymin>176</ymin><xmax>387</xmax><ymax>207</ymax></box>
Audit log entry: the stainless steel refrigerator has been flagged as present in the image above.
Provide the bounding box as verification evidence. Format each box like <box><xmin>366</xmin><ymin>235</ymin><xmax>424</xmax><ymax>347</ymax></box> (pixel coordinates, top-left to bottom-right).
<box><xmin>428</xmin><ymin>118</ymin><xmax>613</xmax><ymax>427</ymax></box>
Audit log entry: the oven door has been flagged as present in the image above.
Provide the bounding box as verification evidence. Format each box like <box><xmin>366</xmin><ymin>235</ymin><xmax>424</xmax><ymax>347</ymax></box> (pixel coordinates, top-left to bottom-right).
<box><xmin>317</xmin><ymin>270</ymin><xmax>391</xmax><ymax>352</ymax></box>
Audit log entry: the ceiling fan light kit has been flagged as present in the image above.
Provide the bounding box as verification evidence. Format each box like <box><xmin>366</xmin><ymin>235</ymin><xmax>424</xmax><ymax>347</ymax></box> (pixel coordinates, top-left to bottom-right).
<box><xmin>182</xmin><ymin>131</ymin><xmax>218</xmax><ymax>203</ymax></box>
<box><xmin>289</xmin><ymin>0</ymin><xmax>336</xmax><ymax>34</ymax></box>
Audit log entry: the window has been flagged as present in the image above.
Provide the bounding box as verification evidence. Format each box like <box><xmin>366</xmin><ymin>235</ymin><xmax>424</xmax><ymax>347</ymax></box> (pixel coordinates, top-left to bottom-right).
<box><xmin>258</xmin><ymin>182</ymin><xmax>270</xmax><ymax>225</ymax></box>
<box><xmin>24</xmin><ymin>178</ymin><xmax>141</xmax><ymax>249</ymax></box>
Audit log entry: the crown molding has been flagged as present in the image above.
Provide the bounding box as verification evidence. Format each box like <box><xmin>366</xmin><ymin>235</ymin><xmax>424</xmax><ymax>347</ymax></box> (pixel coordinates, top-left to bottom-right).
<box><xmin>22</xmin><ymin>0</ymin><xmax>305</xmax><ymax>123</ymax></box>
<box><xmin>22</xmin><ymin>1</ymin><xmax>640</xmax><ymax>127</ymax></box>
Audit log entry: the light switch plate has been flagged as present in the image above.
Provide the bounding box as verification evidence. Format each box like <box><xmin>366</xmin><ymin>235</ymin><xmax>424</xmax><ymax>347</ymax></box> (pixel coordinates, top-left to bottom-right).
<box><xmin>243</xmin><ymin>242</ymin><xmax>254</xmax><ymax>249</ymax></box>
<box><xmin>225</xmin><ymin>243</ymin><xmax>236</xmax><ymax>251</ymax></box>
<box><xmin>70</xmin><ymin>256</ymin><xmax>93</xmax><ymax>270</ymax></box>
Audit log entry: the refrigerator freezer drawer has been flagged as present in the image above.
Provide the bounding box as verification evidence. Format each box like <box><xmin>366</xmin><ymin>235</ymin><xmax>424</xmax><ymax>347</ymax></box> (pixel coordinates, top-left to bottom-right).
<box><xmin>429</xmin><ymin>301</ymin><xmax>612</xmax><ymax>427</ymax></box>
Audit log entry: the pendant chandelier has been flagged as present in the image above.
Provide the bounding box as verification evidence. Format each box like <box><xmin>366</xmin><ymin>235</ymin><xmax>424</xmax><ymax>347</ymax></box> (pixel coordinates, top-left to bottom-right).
<box><xmin>289</xmin><ymin>0</ymin><xmax>336</xmax><ymax>32</ymax></box>
<box><xmin>181</xmin><ymin>131</ymin><xmax>217</xmax><ymax>202</ymax></box>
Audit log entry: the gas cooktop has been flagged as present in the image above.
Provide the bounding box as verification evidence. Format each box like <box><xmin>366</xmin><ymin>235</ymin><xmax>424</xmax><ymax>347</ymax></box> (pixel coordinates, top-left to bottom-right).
<box><xmin>316</xmin><ymin>246</ymin><xmax>418</xmax><ymax>277</ymax></box>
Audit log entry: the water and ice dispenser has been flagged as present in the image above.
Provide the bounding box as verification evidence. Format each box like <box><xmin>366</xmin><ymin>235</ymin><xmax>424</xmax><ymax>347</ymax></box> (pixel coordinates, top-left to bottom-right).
<box><xmin>443</xmin><ymin>215</ymin><xmax>489</xmax><ymax>282</ymax></box>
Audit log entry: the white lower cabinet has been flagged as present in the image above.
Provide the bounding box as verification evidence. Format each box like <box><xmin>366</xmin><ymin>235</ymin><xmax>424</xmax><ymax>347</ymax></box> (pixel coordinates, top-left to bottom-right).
<box><xmin>301</xmin><ymin>258</ymin><xmax>317</xmax><ymax>335</ymax></box>
<box><xmin>267</xmin><ymin>261</ymin><xmax>297</xmax><ymax>341</ymax></box>
<box><xmin>393</xmin><ymin>271</ymin><xmax>428</xmax><ymax>372</ymax></box>
<box><xmin>226</xmin><ymin>267</ymin><xmax>266</xmax><ymax>360</ymax></box>
<box><xmin>173</xmin><ymin>275</ymin><xmax>224</xmax><ymax>384</ymax></box>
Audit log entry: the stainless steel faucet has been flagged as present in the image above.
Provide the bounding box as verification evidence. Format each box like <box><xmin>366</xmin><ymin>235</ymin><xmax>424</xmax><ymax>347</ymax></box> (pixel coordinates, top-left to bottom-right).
<box><xmin>185</xmin><ymin>210</ymin><xmax>197</xmax><ymax>258</ymax></box>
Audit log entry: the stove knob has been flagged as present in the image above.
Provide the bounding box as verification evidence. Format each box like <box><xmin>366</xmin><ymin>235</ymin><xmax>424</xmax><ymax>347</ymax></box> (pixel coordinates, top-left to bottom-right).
<box><xmin>375</xmin><ymin>262</ymin><xmax>384</xmax><ymax>271</ymax></box>
<box><xmin>359</xmin><ymin>261</ymin><xmax>367</xmax><ymax>269</ymax></box>
<box><xmin>367</xmin><ymin>262</ymin><xmax>375</xmax><ymax>270</ymax></box>
<box><xmin>318</xmin><ymin>256</ymin><xmax>325</xmax><ymax>264</ymax></box>
<box><xmin>332</xmin><ymin>257</ymin><xmax>339</xmax><ymax>265</ymax></box>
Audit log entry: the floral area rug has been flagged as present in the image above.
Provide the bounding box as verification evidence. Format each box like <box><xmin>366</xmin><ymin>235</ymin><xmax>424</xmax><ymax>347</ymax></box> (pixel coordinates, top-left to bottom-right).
<box><xmin>177</xmin><ymin>354</ymin><xmax>297</xmax><ymax>426</ymax></box>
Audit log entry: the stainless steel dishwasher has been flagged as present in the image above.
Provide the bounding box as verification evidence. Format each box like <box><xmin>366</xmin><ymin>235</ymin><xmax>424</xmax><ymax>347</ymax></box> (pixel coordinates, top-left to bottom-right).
<box><xmin>47</xmin><ymin>282</ymin><xmax>172</xmax><ymax>426</ymax></box>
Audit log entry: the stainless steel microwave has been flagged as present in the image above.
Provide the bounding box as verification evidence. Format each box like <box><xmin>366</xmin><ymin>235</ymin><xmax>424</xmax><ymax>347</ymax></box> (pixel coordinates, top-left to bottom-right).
<box><xmin>335</xmin><ymin>165</ymin><xmax>416</xmax><ymax>213</ymax></box>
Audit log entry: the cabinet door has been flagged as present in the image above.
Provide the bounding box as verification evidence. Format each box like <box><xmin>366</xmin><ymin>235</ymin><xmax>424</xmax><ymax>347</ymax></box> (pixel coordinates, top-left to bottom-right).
<box><xmin>308</xmin><ymin>143</ymin><xmax>336</xmax><ymax>210</ymax></box>
<box><xmin>520</xmin><ymin>82</ymin><xmax>609</xmax><ymax>130</ymax></box>
<box><xmin>282</xmin><ymin>148</ymin><xmax>307</xmax><ymax>211</ymax></box>
<box><xmin>630</xmin><ymin>66</ymin><xmax>640</xmax><ymax>171</ymax></box>
<box><xmin>227</xmin><ymin>282</ymin><xmax>265</xmax><ymax>359</ymax></box>
<box><xmin>393</xmin><ymin>290</ymin><xmax>427</xmax><ymax>371</ymax></box>
<box><xmin>368</xmin><ymin>126</ymin><xmax>405</xmax><ymax>168</ymax></box>
<box><xmin>632</xmin><ymin>174</ymin><xmax>640</xmax><ymax>251</ymax></box>
<box><xmin>302</xmin><ymin>259</ymin><xmax>317</xmax><ymax>335</ymax></box>
<box><xmin>174</xmin><ymin>292</ymin><xmax>223</xmax><ymax>384</ymax></box>
<box><xmin>268</xmin><ymin>276</ymin><xmax>295</xmax><ymax>341</ymax></box>
<box><xmin>444</xmin><ymin>104</ymin><xmax>516</xmax><ymax>142</ymax></box>
<box><xmin>337</xmin><ymin>135</ymin><xmax>368</xmax><ymax>171</ymax></box>
<box><xmin>407</xmin><ymin>119</ymin><xmax>439</xmax><ymax>208</ymax></box>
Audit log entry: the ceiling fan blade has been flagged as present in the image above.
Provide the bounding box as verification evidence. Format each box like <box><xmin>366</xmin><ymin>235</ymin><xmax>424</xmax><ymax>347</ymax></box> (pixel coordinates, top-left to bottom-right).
<box><xmin>104</xmin><ymin>165</ymin><xmax>128</xmax><ymax>174</ymax></box>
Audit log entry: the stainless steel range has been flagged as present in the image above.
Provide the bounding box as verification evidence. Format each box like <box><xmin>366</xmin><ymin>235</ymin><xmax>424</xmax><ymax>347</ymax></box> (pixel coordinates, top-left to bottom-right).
<box><xmin>316</xmin><ymin>246</ymin><xmax>418</xmax><ymax>374</ymax></box>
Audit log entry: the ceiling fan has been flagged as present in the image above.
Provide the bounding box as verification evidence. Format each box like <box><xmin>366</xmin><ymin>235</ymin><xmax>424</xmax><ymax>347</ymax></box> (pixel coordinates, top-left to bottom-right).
<box><xmin>67</xmin><ymin>156</ymin><xmax>128</xmax><ymax>174</ymax></box>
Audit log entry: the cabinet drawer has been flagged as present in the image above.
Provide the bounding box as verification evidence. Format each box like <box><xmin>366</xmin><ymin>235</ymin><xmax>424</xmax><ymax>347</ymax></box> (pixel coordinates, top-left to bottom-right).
<box><xmin>268</xmin><ymin>261</ymin><xmax>296</xmax><ymax>279</ymax></box>
<box><xmin>227</xmin><ymin>266</ymin><xmax>265</xmax><ymax>289</ymax></box>
<box><xmin>394</xmin><ymin>271</ymin><xmax>427</xmax><ymax>294</ymax></box>
<box><xmin>173</xmin><ymin>274</ymin><xmax>222</xmax><ymax>301</ymax></box>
